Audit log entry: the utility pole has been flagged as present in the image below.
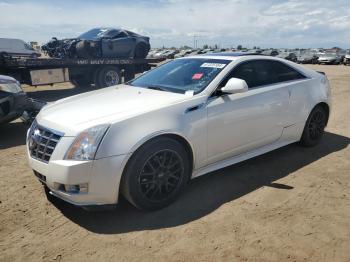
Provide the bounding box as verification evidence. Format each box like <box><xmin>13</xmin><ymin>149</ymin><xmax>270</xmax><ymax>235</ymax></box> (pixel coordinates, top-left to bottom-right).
<box><xmin>192</xmin><ymin>34</ymin><xmax>202</xmax><ymax>49</ymax></box>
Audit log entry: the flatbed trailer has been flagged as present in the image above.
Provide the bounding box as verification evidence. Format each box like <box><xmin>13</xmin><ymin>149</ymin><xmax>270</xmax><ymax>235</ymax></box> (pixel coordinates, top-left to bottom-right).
<box><xmin>0</xmin><ymin>56</ymin><xmax>165</xmax><ymax>88</ymax></box>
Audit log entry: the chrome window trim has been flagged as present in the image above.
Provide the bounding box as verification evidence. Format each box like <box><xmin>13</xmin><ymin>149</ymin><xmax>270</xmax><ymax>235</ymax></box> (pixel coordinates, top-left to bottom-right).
<box><xmin>209</xmin><ymin>58</ymin><xmax>311</xmax><ymax>98</ymax></box>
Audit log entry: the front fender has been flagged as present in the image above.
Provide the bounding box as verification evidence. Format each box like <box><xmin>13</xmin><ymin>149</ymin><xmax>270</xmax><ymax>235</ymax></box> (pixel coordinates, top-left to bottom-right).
<box><xmin>95</xmin><ymin>96</ymin><xmax>208</xmax><ymax>169</ymax></box>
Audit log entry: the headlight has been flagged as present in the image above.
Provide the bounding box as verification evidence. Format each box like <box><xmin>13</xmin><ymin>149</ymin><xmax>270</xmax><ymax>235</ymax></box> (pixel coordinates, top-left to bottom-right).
<box><xmin>0</xmin><ymin>82</ymin><xmax>23</xmax><ymax>93</ymax></box>
<box><xmin>65</xmin><ymin>124</ymin><xmax>110</xmax><ymax>160</ymax></box>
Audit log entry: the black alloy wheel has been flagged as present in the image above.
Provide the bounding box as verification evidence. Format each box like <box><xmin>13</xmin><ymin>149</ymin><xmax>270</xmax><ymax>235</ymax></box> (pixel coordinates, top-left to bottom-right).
<box><xmin>300</xmin><ymin>106</ymin><xmax>327</xmax><ymax>147</ymax></box>
<box><xmin>308</xmin><ymin>110</ymin><xmax>326</xmax><ymax>140</ymax></box>
<box><xmin>121</xmin><ymin>137</ymin><xmax>191</xmax><ymax>211</ymax></box>
<box><xmin>139</xmin><ymin>149</ymin><xmax>184</xmax><ymax>202</ymax></box>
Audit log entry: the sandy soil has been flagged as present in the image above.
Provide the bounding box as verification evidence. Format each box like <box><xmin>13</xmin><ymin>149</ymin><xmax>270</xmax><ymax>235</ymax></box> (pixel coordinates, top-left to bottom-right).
<box><xmin>0</xmin><ymin>65</ymin><xmax>349</xmax><ymax>262</ymax></box>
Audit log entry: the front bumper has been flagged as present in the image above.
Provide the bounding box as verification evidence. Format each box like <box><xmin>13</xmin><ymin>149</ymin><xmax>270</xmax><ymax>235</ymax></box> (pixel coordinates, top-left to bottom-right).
<box><xmin>27</xmin><ymin>137</ymin><xmax>129</xmax><ymax>206</ymax></box>
<box><xmin>318</xmin><ymin>59</ymin><xmax>336</xmax><ymax>64</ymax></box>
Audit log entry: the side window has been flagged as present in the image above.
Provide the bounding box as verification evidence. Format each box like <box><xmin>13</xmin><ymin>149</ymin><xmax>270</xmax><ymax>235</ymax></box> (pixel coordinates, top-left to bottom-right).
<box><xmin>270</xmin><ymin>61</ymin><xmax>306</xmax><ymax>82</ymax></box>
<box><xmin>220</xmin><ymin>59</ymin><xmax>305</xmax><ymax>92</ymax></box>
<box><xmin>105</xmin><ymin>30</ymin><xmax>118</xmax><ymax>38</ymax></box>
<box><xmin>221</xmin><ymin>60</ymin><xmax>277</xmax><ymax>89</ymax></box>
<box><xmin>231</xmin><ymin>62</ymin><xmax>259</xmax><ymax>88</ymax></box>
<box><xmin>252</xmin><ymin>60</ymin><xmax>278</xmax><ymax>86</ymax></box>
<box><xmin>220</xmin><ymin>61</ymin><xmax>260</xmax><ymax>88</ymax></box>
<box><xmin>113</xmin><ymin>31</ymin><xmax>128</xmax><ymax>39</ymax></box>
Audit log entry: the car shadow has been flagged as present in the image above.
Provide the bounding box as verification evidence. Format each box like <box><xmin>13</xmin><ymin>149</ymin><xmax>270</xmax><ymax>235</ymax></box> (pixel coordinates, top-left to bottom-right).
<box><xmin>0</xmin><ymin>121</ymin><xmax>29</xmax><ymax>149</ymax></box>
<box><xmin>48</xmin><ymin>131</ymin><xmax>349</xmax><ymax>234</ymax></box>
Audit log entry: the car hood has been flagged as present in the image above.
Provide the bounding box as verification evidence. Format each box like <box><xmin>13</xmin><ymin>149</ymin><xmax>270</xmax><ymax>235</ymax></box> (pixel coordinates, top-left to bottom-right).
<box><xmin>36</xmin><ymin>85</ymin><xmax>190</xmax><ymax>136</ymax></box>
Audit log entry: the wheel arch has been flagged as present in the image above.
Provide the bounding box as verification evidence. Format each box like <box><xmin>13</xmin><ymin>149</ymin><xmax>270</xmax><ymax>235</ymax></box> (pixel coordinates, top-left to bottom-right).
<box><xmin>118</xmin><ymin>132</ymin><xmax>195</xmax><ymax>201</ymax></box>
<box><xmin>128</xmin><ymin>132</ymin><xmax>195</xmax><ymax>172</ymax></box>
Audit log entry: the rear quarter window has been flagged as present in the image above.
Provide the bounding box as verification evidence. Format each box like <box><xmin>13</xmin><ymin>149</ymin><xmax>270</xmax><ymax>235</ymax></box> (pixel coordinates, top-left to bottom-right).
<box><xmin>270</xmin><ymin>61</ymin><xmax>306</xmax><ymax>82</ymax></box>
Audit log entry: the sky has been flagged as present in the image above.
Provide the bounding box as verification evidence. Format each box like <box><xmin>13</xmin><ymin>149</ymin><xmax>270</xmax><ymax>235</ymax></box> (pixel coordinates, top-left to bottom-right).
<box><xmin>0</xmin><ymin>0</ymin><xmax>349</xmax><ymax>48</ymax></box>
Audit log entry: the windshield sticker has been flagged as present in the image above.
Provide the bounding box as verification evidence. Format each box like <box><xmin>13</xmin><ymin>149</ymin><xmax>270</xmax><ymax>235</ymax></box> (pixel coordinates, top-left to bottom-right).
<box><xmin>192</xmin><ymin>73</ymin><xmax>203</xmax><ymax>80</ymax></box>
<box><xmin>200</xmin><ymin>63</ymin><xmax>226</xmax><ymax>69</ymax></box>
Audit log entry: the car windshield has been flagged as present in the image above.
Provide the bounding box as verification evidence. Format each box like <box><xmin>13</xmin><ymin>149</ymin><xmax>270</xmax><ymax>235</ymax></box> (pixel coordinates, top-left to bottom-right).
<box><xmin>129</xmin><ymin>58</ymin><xmax>230</xmax><ymax>94</ymax></box>
<box><xmin>78</xmin><ymin>28</ymin><xmax>111</xmax><ymax>40</ymax></box>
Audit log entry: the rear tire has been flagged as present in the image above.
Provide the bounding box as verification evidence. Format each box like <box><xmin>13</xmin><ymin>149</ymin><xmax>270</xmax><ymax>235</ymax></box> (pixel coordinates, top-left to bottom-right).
<box><xmin>94</xmin><ymin>66</ymin><xmax>121</xmax><ymax>88</ymax></box>
<box><xmin>300</xmin><ymin>106</ymin><xmax>327</xmax><ymax>147</ymax></box>
<box><xmin>121</xmin><ymin>137</ymin><xmax>191</xmax><ymax>211</ymax></box>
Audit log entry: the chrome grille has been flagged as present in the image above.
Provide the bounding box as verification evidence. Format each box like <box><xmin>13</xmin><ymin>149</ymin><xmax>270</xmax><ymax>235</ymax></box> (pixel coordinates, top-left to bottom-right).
<box><xmin>28</xmin><ymin>121</ymin><xmax>63</xmax><ymax>163</ymax></box>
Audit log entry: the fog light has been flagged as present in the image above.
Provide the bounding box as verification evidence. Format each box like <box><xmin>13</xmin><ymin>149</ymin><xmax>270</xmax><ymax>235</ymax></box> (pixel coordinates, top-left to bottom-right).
<box><xmin>79</xmin><ymin>183</ymin><xmax>89</xmax><ymax>193</ymax></box>
<box><xmin>64</xmin><ymin>184</ymin><xmax>80</xmax><ymax>193</ymax></box>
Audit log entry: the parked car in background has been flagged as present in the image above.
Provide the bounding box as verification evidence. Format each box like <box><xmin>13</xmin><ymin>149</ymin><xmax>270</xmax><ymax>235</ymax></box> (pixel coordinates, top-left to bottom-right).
<box><xmin>261</xmin><ymin>49</ymin><xmax>279</xmax><ymax>56</ymax></box>
<box><xmin>174</xmin><ymin>49</ymin><xmax>193</xmax><ymax>58</ymax></box>
<box><xmin>297</xmin><ymin>51</ymin><xmax>319</xmax><ymax>64</ymax></box>
<box><xmin>0</xmin><ymin>75</ymin><xmax>44</xmax><ymax>124</ymax></box>
<box><xmin>245</xmin><ymin>49</ymin><xmax>262</xmax><ymax>54</ymax></box>
<box><xmin>27</xmin><ymin>53</ymin><xmax>331</xmax><ymax>211</ymax></box>
<box><xmin>146</xmin><ymin>49</ymin><xmax>158</xmax><ymax>58</ymax></box>
<box><xmin>42</xmin><ymin>27</ymin><xmax>150</xmax><ymax>59</ymax></box>
<box><xmin>0</xmin><ymin>38</ymin><xmax>41</xmax><ymax>59</ymax></box>
<box><xmin>318</xmin><ymin>52</ymin><xmax>342</xmax><ymax>64</ymax></box>
<box><xmin>343</xmin><ymin>50</ymin><xmax>350</xmax><ymax>65</ymax></box>
<box><xmin>277</xmin><ymin>51</ymin><xmax>297</xmax><ymax>62</ymax></box>
<box><xmin>154</xmin><ymin>50</ymin><xmax>179</xmax><ymax>59</ymax></box>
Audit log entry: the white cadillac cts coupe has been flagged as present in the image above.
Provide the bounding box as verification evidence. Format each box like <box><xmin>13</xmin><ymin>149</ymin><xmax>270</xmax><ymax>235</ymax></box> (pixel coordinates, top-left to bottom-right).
<box><xmin>27</xmin><ymin>53</ymin><xmax>331</xmax><ymax>211</ymax></box>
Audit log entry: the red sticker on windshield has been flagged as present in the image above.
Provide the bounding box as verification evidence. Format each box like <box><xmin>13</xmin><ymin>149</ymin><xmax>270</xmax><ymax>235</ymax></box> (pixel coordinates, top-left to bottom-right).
<box><xmin>192</xmin><ymin>73</ymin><xmax>203</xmax><ymax>80</ymax></box>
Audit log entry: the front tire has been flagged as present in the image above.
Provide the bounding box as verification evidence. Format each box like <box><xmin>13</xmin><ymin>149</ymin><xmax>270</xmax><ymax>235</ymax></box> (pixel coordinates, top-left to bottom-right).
<box><xmin>121</xmin><ymin>137</ymin><xmax>191</xmax><ymax>211</ymax></box>
<box><xmin>300</xmin><ymin>106</ymin><xmax>327</xmax><ymax>147</ymax></box>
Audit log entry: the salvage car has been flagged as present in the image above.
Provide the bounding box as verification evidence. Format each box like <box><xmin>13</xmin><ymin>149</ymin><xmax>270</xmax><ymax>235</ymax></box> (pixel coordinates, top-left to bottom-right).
<box><xmin>318</xmin><ymin>52</ymin><xmax>342</xmax><ymax>64</ymax></box>
<box><xmin>297</xmin><ymin>51</ymin><xmax>319</xmax><ymax>64</ymax></box>
<box><xmin>174</xmin><ymin>49</ymin><xmax>194</xmax><ymax>58</ymax></box>
<box><xmin>276</xmin><ymin>51</ymin><xmax>297</xmax><ymax>62</ymax></box>
<box><xmin>27</xmin><ymin>53</ymin><xmax>331</xmax><ymax>211</ymax></box>
<box><xmin>0</xmin><ymin>38</ymin><xmax>41</xmax><ymax>59</ymax></box>
<box><xmin>343</xmin><ymin>50</ymin><xmax>350</xmax><ymax>65</ymax></box>
<box><xmin>0</xmin><ymin>75</ymin><xmax>43</xmax><ymax>124</ymax></box>
<box><xmin>42</xmin><ymin>27</ymin><xmax>150</xmax><ymax>59</ymax></box>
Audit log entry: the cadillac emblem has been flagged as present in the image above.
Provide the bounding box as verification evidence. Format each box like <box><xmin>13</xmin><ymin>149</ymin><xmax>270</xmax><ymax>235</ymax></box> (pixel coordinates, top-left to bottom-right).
<box><xmin>29</xmin><ymin>129</ymin><xmax>40</xmax><ymax>150</ymax></box>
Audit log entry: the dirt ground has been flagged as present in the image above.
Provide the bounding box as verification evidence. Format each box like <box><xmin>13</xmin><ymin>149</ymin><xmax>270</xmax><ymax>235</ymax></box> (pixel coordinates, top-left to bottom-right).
<box><xmin>0</xmin><ymin>65</ymin><xmax>349</xmax><ymax>262</ymax></box>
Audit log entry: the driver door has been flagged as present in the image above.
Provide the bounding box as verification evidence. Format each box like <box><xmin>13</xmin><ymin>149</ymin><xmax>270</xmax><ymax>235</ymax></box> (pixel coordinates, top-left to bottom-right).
<box><xmin>206</xmin><ymin>60</ymin><xmax>290</xmax><ymax>164</ymax></box>
<box><xmin>101</xmin><ymin>31</ymin><xmax>134</xmax><ymax>58</ymax></box>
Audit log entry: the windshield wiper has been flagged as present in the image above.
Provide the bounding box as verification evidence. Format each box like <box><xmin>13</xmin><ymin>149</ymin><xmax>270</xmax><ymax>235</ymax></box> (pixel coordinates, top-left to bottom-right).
<box><xmin>146</xmin><ymin>85</ymin><xmax>168</xmax><ymax>92</ymax></box>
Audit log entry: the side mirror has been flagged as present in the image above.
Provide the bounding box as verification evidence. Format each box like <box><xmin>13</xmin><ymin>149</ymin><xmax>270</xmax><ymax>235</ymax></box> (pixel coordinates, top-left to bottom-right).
<box><xmin>221</xmin><ymin>78</ymin><xmax>248</xmax><ymax>94</ymax></box>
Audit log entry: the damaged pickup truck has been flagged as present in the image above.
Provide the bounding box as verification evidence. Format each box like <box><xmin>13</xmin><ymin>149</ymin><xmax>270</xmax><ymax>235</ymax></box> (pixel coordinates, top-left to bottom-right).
<box><xmin>0</xmin><ymin>75</ymin><xmax>44</xmax><ymax>124</ymax></box>
<box><xmin>42</xmin><ymin>27</ymin><xmax>150</xmax><ymax>59</ymax></box>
